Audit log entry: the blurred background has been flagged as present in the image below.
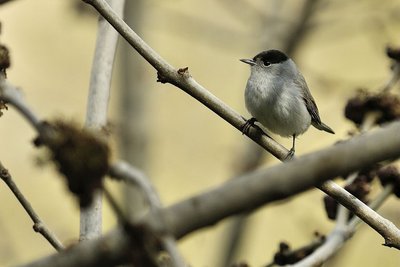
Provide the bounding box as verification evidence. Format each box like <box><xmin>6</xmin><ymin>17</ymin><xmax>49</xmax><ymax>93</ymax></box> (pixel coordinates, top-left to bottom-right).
<box><xmin>0</xmin><ymin>0</ymin><xmax>400</xmax><ymax>266</ymax></box>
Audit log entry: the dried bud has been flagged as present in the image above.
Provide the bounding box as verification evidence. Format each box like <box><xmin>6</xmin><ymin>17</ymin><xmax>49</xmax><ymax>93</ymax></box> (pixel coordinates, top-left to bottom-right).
<box><xmin>323</xmin><ymin>195</ymin><xmax>338</xmax><ymax>220</ymax></box>
<box><xmin>345</xmin><ymin>89</ymin><xmax>400</xmax><ymax>126</ymax></box>
<box><xmin>377</xmin><ymin>165</ymin><xmax>400</xmax><ymax>198</ymax></box>
<box><xmin>272</xmin><ymin>236</ymin><xmax>325</xmax><ymax>266</ymax></box>
<box><xmin>386</xmin><ymin>46</ymin><xmax>400</xmax><ymax>61</ymax></box>
<box><xmin>0</xmin><ymin>44</ymin><xmax>10</xmax><ymax>77</ymax></box>
<box><xmin>38</xmin><ymin>120</ymin><xmax>110</xmax><ymax>207</ymax></box>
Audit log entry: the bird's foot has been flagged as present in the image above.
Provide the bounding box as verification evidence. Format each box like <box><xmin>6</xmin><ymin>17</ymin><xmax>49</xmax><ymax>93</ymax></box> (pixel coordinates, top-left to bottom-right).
<box><xmin>284</xmin><ymin>148</ymin><xmax>295</xmax><ymax>161</ymax></box>
<box><xmin>242</xmin><ymin>117</ymin><xmax>257</xmax><ymax>135</ymax></box>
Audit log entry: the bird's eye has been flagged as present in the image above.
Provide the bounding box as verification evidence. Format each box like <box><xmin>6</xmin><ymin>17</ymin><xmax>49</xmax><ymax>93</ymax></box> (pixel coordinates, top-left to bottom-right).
<box><xmin>262</xmin><ymin>61</ymin><xmax>270</xmax><ymax>66</ymax></box>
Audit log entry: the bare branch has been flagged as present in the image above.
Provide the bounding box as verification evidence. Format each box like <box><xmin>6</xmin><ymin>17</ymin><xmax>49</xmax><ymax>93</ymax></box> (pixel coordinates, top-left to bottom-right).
<box><xmin>80</xmin><ymin>0</ymin><xmax>125</xmax><ymax>241</ymax></box>
<box><xmin>18</xmin><ymin>228</ymin><xmax>130</xmax><ymax>267</ymax></box>
<box><xmin>0</xmin><ymin>79</ymin><xmax>42</xmax><ymax>130</ymax></box>
<box><xmin>109</xmin><ymin>161</ymin><xmax>162</xmax><ymax>210</ymax></box>
<box><xmin>83</xmin><ymin>0</ymin><xmax>287</xmax><ymax>159</ymax></box>
<box><xmin>0</xmin><ymin>161</ymin><xmax>64</xmax><ymax>251</ymax></box>
<box><xmin>318</xmin><ymin>181</ymin><xmax>400</xmax><ymax>249</ymax></box>
<box><xmin>291</xmin><ymin>184</ymin><xmax>394</xmax><ymax>267</ymax></box>
<box><xmin>148</xmin><ymin>122</ymin><xmax>400</xmax><ymax>243</ymax></box>
<box><xmin>108</xmin><ymin>161</ymin><xmax>187</xmax><ymax>267</ymax></box>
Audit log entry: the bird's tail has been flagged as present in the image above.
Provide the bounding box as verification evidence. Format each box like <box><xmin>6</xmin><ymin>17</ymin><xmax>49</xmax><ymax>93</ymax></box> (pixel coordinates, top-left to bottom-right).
<box><xmin>312</xmin><ymin>121</ymin><xmax>335</xmax><ymax>134</ymax></box>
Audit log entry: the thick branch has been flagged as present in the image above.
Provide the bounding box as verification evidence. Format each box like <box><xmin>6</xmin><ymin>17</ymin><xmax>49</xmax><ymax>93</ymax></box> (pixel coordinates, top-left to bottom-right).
<box><xmin>17</xmin><ymin>123</ymin><xmax>400</xmax><ymax>267</ymax></box>
<box><xmin>147</xmin><ymin>122</ymin><xmax>400</xmax><ymax>242</ymax></box>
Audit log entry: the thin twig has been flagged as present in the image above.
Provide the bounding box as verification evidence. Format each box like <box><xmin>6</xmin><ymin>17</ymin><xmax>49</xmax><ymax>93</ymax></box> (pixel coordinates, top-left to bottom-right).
<box><xmin>0</xmin><ymin>79</ymin><xmax>42</xmax><ymax>129</ymax></box>
<box><xmin>0</xmin><ymin>161</ymin><xmax>64</xmax><ymax>251</ymax></box>
<box><xmin>291</xmin><ymin>184</ymin><xmax>394</xmax><ymax>267</ymax></box>
<box><xmin>318</xmin><ymin>181</ymin><xmax>400</xmax><ymax>249</ymax></box>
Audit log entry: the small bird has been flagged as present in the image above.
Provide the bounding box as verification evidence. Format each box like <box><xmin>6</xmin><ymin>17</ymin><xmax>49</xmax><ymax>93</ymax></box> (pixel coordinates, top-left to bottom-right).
<box><xmin>240</xmin><ymin>49</ymin><xmax>334</xmax><ymax>158</ymax></box>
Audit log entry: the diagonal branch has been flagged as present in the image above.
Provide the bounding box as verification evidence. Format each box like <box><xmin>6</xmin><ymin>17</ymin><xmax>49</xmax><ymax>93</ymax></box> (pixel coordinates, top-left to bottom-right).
<box><xmin>291</xmin><ymin>184</ymin><xmax>394</xmax><ymax>267</ymax></box>
<box><xmin>82</xmin><ymin>0</ymin><xmax>287</xmax><ymax>159</ymax></box>
<box><xmin>150</xmin><ymin>122</ymin><xmax>400</xmax><ymax>244</ymax></box>
<box><xmin>0</xmin><ymin>161</ymin><xmax>64</xmax><ymax>251</ymax></box>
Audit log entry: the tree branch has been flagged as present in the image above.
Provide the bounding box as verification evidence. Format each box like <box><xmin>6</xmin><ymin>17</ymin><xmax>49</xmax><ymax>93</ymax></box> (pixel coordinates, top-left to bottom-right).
<box><xmin>80</xmin><ymin>0</ymin><xmax>125</xmax><ymax>241</ymax></box>
<box><xmin>0</xmin><ymin>161</ymin><xmax>64</xmax><ymax>251</ymax></box>
<box><xmin>318</xmin><ymin>181</ymin><xmax>400</xmax><ymax>249</ymax></box>
<box><xmin>148</xmin><ymin>122</ymin><xmax>400</xmax><ymax>244</ymax></box>
<box><xmin>108</xmin><ymin>161</ymin><xmax>187</xmax><ymax>267</ymax></box>
<box><xmin>291</xmin><ymin>184</ymin><xmax>394</xmax><ymax>267</ymax></box>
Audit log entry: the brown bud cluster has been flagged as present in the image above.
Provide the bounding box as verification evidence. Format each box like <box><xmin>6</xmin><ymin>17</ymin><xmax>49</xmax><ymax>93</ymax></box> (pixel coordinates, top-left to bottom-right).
<box><xmin>34</xmin><ymin>120</ymin><xmax>110</xmax><ymax>207</ymax></box>
<box><xmin>324</xmin><ymin>167</ymin><xmax>377</xmax><ymax>220</ymax></box>
<box><xmin>345</xmin><ymin>90</ymin><xmax>400</xmax><ymax>125</ymax></box>
<box><xmin>377</xmin><ymin>165</ymin><xmax>400</xmax><ymax>198</ymax></box>
<box><xmin>272</xmin><ymin>234</ymin><xmax>325</xmax><ymax>266</ymax></box>
<box><xmin>345</xmin><ymin>89</ymin><xmax>400</xmax><ymax>126</ymax></box>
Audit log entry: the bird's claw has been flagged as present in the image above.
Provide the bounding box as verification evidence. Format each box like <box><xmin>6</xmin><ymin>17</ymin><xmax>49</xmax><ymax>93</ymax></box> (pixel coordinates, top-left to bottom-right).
<box><xmin>284</xmin><ymin>148</ymin><xmax>295</xmax><ymax>161</ymax></box>
<box><xmin>242</xmin><ymin>117</ymin><xmax>257</xmax><ymax>135</ymax></box>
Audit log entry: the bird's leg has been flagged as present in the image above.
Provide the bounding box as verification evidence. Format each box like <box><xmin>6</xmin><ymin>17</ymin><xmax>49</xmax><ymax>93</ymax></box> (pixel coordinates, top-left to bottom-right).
<box><xmin>285</xmin><ymin>135</ymin><xmax>296</xmax><ymax>160</ymax></box>
<box><xmin>241</xmin><ymin>117</ymin><xmax>258</xmax><ymax>135</ymax></box>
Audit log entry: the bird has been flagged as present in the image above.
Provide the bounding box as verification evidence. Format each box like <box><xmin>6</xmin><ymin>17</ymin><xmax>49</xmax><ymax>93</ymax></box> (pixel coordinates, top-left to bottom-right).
<box><xmin>240</xmin><ymin>49</ymin><xmax>334</xmax><ymax>159</ymax></box>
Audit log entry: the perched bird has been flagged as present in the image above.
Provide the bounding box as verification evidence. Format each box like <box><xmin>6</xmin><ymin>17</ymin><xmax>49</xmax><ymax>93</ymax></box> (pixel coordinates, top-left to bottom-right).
<box><xmin>240</xmin><ymin>49</ymin><xmax>334</xmax><ymax>158</ymax></box>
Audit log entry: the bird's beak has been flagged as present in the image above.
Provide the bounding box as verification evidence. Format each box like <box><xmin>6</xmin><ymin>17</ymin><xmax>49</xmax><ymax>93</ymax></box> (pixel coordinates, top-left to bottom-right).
<box><xmin>240</xmin><ymin>58</ymin><xmax>256</xmax><ymax>66</ymax></box>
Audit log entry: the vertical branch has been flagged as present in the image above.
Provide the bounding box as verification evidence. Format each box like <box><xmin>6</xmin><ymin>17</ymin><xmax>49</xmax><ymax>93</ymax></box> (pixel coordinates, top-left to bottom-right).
<box><xmin>81</xmin><ymin>0</ymin><xmax>125</xmax><ymax>241</ymax></box>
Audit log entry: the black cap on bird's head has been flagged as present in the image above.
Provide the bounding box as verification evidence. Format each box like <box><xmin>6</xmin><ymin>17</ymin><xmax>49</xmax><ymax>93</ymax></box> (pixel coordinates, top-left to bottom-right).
<box><xmin>240</xmin><ymin>49</ymin><xmax>289</xmax><ymax>66</ymax></box>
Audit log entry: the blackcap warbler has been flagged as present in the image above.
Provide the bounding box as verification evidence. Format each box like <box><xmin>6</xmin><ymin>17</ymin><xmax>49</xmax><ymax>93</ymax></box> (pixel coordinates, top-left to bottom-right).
<box><xmin>240</xmin><ymin>49</ymin><xmax>334</xmax><ymax>158</ymax></box>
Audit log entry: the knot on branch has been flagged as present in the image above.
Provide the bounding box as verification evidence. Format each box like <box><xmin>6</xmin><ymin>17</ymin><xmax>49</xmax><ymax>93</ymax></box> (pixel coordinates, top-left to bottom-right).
<box><xmin>156</xmin><ymin>72</ymin><xmax>169</xmax><ymax>84</ymax></box>
<box><xmin>34</xmin><ymin>120</ymin><xmax>110</xmax><ymax>207</ymax></box>
<box><xmin>377</xmin><ymin>165</ymin><xmax>400</xmax><ymax>198</ymax></box>
<box><xmin>177</xmin><ymin>67</ymin><xmax>190</xmax><ymax>77</ymax></box>
<box><xmin>344</xmin><ymin>89</ymin><xmax>400</xmax><ymax>126</ymax></box>
<box><xmin>157</xmin><ymin>67</ymin><xmax>190</xmax><ymax>84</ymax></box>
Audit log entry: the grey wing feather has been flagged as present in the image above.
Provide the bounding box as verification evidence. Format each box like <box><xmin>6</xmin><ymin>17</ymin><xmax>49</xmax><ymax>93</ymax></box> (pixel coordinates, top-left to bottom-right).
<box><xmin>294</xmin><ymin>74</ymin><xmax>321</xmax><ymax>124</ymax></box>
<box><xmin>295</xmin><ymin>74</ymin><xmax>335</xmax><ymax>134</ymax></box>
